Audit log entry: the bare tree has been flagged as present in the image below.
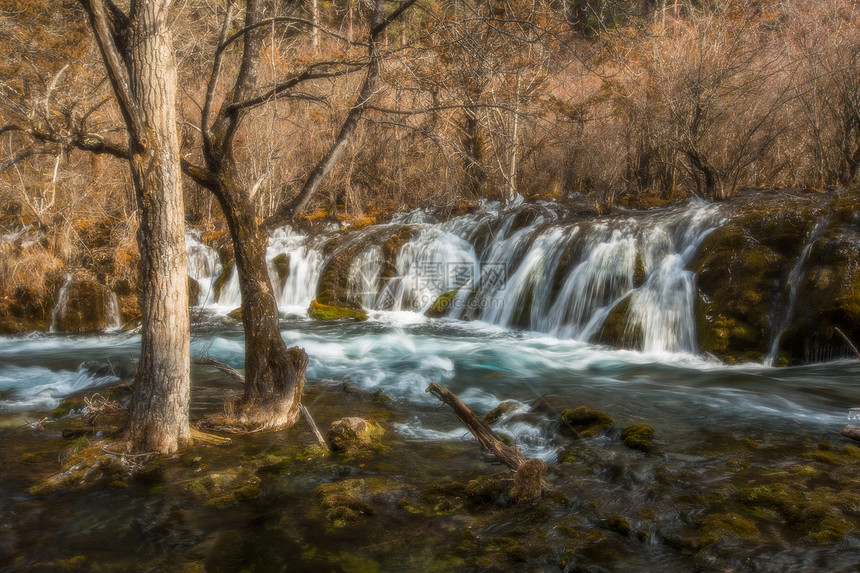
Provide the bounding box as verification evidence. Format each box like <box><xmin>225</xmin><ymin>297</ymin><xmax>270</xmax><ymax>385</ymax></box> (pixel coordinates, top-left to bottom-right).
<box><xmin>178</xmin><ymin>0</ymin><xmax>417</xmax><ymax>430</ymax></box>
<box><xmin>79</xmin><ymin>0</ymin><xmax>190</xmax><ymax>453</ymax></box>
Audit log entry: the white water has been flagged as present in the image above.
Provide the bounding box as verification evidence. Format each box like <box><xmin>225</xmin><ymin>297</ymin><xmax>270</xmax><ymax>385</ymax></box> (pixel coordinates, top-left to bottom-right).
<box><xmin>49</xmin><ymin>274</ymin><xmax>73</xmax><ymax>333</ymax></box>
<box><xmin>765</xmin><ymin>218</ymin><xmax>828</xmax><ymax>365</ymax></box>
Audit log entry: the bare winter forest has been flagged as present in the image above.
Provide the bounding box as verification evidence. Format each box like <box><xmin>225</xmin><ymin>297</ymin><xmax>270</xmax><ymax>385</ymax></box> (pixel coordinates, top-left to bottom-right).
<box><xmin>3</xmin><ymin>0</ymin><xmax>859</xmax><ymax>303</ymax></box>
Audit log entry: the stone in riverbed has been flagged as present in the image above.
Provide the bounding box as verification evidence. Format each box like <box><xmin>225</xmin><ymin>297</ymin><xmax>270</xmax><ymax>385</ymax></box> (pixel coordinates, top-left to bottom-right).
<box><xmin>326</xmin><ymin>417</ymin><xmax>384</xmax><ymax>452</ymax></box>
<box><xmin>559</xmin><ymin>406</ymin><xmax>613</xmax><ymax>438</ymax></box>
<box><xmin>621</xmin><ymin>424</ymin><xmax>655</xmax><ymax>452</ymax></box>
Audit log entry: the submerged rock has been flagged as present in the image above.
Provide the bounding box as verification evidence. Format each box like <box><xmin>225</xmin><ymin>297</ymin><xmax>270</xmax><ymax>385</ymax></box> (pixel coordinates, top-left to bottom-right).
<box><xmin>560</xmin><ymin>406</ymin><xmax>613</xmax><ymax>438</ymax></box>
<box><xmin>621</xmin><ymin>424</ymin><xmax>655</xmax><ymax>452</ymax></box>
<box><xmin>326</xmin><ymin>417</ymin><xmax>384</xmax><ymax>452</ymax></box>
<box><xmin>308</xmin><ymin>300</ymin><xmax>368</xmax><ymax>322</ymax></box>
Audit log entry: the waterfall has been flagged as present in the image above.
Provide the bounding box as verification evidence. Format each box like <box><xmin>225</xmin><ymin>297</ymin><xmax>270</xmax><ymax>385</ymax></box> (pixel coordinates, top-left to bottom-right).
<box><xmin>187</xmin><ymin>202</ymin><xmax>719</xmax><ymax>353</ymax></box>
<box><xmin>186</xmin><ymin>231</ymin><xmax>224</xmax><ymax>307</ymax></box>
<box><xmin>765</xmin><ymin>218</ymin><xmax>828</xmax><ymax>365</ymax></box>
<box><xmin>106</xmin><ymin>292</ymin><xmax>122</xmax><ymax>330</ymax></box>
<box><xmin>49</xmin><ymin>274</ymin><xmax>73</xmax><ymax>333</ymax></box>
<box><xmin>267</xmin><ymin>227</ymin><xmax>325</xmax><ymax>310</ymax></box>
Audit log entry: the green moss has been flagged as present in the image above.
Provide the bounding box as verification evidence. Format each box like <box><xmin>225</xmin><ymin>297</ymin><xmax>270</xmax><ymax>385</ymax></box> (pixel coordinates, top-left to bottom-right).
<box><xmin>605</xmin><ymin>515</ymin><xmax>632</xmax><ymax>536</ymax></box>
<box><xmin>482</xmin><ymin>402</ymin><xmax>516</xmax><ymax>425</ymax></box>
<box><xmin>560</xmin><ymin>406</ymin><xmax>613</xmax><ymax>438</ymax></box>
<box><xmin>308</xmin><ymin>299</ymin><xmax>368</xmax><ymax>321</ymax></box>
<box><xmin>697</xmin><ymin>513</ymin><xmax>759</xmax><ymax>547</ymax></box>
<box><xmin>425</xmin><ymin>289</ymin><xmax>458</xmax><ymax>318</ymax></box>
<box><xmin>621</xmin><ymin>424</ymin><xmax>655</xmax><ymax>452</ymax></box>
<box><xmin>52</xmin><ymin>396</ymin><xmax>85</xmax><ymax>419</ymax></box>
<box><xmin>226</xmin><ymin>307</ymin><xmax>242</xmax><ymax>321</ymax></box>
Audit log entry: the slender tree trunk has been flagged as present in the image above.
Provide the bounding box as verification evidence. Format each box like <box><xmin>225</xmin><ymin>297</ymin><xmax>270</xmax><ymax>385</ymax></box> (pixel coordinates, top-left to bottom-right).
<box><xmin>124</xmin><ymin>1</ymin><xmax>191</xmax><ymax>453</ymax></box>
<box><xmin>81</xmin><ymin>0</ymin><xmax>191</xmax><ymax>453</ymax></box>
<box><xmin>211</xmin><ymin>162</ymin><xmax>307</xmax><ymax>429</ymax></box>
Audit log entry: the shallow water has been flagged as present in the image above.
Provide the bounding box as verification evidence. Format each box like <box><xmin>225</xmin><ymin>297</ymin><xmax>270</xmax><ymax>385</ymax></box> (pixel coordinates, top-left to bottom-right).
<box><xmin>2</xmin><ymin>316</ymin><xmax>860</xmax><ymax>571</ymax></box>
<box><xmin>1</xmin><ymin>315</ymin><xmax>856</xmax><ymax>450</ymax></box>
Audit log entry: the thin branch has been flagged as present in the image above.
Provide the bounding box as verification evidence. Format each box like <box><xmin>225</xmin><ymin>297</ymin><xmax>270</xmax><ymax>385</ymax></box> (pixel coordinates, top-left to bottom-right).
<box><xmin>203</xmin><ymin>1</ymin><xmax>235</xmax><ymax>151</ymax></box>
<box><xmin>79</xmin><ymin>0</ymin><xmax>147</xmax><ymax>148</ymax></box>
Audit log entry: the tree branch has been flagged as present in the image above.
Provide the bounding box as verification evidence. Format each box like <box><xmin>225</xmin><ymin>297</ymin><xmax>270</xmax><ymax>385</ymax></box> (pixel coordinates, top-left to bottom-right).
<box><xmin>78</xmin><ymin>0</ymin><xmax>147</xmax><ymax>149</ymax></box>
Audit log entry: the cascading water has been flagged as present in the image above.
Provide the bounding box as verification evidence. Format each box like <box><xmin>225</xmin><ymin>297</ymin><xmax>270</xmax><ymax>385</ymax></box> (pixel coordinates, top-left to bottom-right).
<box><xmin>186</xmin><ymin>232</ymin><xmax>223</xmax><ymax>307</ymax></box>
<box><xmin>106</xmin><ymin>292</ymin><xmax>122</xmax><ymax>330</ymax></box>
<box><xmin>765</xmin><ymin>218</ymin><xmax>828</xmax><ymax>365</ymax></box>
<box><xmin>189</xmin><ymin>202</ymin><xmax>719</xmax><ymax>353</ymax></box>
<box><xmin>267</xmin><ymin>227</ymin><xmax>325</xmax><ymax>311</ymax></box>
<box><xmin>49</xmin><ymin>274</ymin><xmax>73</xmax><ymax>333</ymax></box>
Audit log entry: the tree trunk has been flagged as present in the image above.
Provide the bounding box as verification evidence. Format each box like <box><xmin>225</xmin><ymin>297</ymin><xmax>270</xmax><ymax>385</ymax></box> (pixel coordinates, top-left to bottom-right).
<box><xmin>123</xmin><ymin>0</ymin><xmax>191</xmax><ymax>453</ymax></box>
<box><xmin>214</xmin><ymin>171</ymin><xmax>307</xmax><ymax>429</ymax></box>
<box><xmin>82</xmin><ymin>0</ymin><xmax>191</xmax><ymax>454</ymax></box>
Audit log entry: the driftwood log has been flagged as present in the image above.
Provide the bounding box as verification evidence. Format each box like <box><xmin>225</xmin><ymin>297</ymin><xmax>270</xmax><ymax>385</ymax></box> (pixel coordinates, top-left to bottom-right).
<box><xmin>426</xmin><ymin>382</ymin><xmax>545</xmax><ymax>502</ymax></box>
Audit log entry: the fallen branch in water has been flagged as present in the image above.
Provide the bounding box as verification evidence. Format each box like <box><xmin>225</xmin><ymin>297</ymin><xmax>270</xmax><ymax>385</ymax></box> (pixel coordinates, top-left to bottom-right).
<box><xmin>194</xmin><ymin>357</ymin><xmax>246</xmax><ymax>385</ymax></box>
<box><xmin>425</xmin><ymin>382</ymin><xmax>545</xmax><ymax>503</ymax></box>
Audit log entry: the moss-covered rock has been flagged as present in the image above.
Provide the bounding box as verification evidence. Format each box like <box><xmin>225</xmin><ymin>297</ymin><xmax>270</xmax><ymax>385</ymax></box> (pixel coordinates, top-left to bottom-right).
<box><xmin>185</xmin><ymin>468</ymin><xmax>261</xmax><ymax>508</ymax></box>
<box><xmin>316</xmin><ymin>477</ymin><xmax>412</xmax><ymax>527</ymax></box>
<box><xmin>482</xmin><ymin>402</ymin><xmax>517</xmax><ymax>425</ymax></box>
<box><xmin>326</xmin><ymin>417</ymin><xmax>384</xmax><ymax>452</ymax></box>
<box><xmin>560</xmin><ymin>406</ymin><xmax>613</xmax><ymax>438</ymax></box>
<box><xmin>593</xmin><ymin>295</ymin><xmax>642</xmax><ymax>349</ymax></box>
<box><xmin>425</xmin><ymin>289</ymin><xmax>458</xmax><ymax>318</ymax></box>
<box><xmin>308</xmin><ymin>300</ymin><xmax>368</xmax><ymax>321</ymax></box>
<box><xmin>621</xmin><ymin>424</ymin><xmax>655</xmax><ymax>452</ymax></box>
<box><xmin>52</xmin><ymin>274</ymin><xmax>114</xmax><ymax>332</ymax></box>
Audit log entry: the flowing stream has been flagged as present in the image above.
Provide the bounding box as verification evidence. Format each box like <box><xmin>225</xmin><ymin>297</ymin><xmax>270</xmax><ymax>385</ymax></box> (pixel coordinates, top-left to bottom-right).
<box><xmin>2</xmin><ymin>202</ymin><xmax>859</xmax><ymax>570</ymax></box>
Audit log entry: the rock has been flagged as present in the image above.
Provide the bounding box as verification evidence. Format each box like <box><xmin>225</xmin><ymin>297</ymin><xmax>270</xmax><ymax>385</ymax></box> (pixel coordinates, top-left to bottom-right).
<box><xmin>621</xmin><ymin>424</ymin><xmax>655</xmax><ymax>452</ymax></box>
<box><xmin>316</xmin><ymin>477</ymin><xmax>412</xmax><ymax>527</ymax></box>
<box><xmin>52</xmin><ymin>274</ymin><xmax>114</xmax><ymax>332</ymax></box>
<box><xmin>308</xmin><ymin>299</ymin><xmax>368</xmax><ymax>321</ymax></box>
<box><xmin>326</xmin><ymin>417</ymin><xmax>384</xmax><ymax>452</ymax></box>
<box><xmin>593</xmin><ymin>295</ymin><xmax>642</xmax><ymax>349</ymax></box>
<box><xmin>270</xmin><ymin>253</ymin><xmax>291</xmax><ymax>284</ymax></box>
<box><xmin>185</xmin><ymin>469</ymin><xmax>261</xmax><ymax>508</ymax></box>
<box><xmin>188</xmin><ymin>277</ymin><xmax>201</xmax><ymax>306</ymax></box>
<box><xmin>483</xmin><ymin>402</ymin><xmax>517</xmax><ymax>425</ymax></box>
<box><xmin>425</xmin><ymin>289</ymin><xmax>458</xmax><ymax>318</ymax></box>
<box><xmin>560</xmin><ymin>406</ymin><xmax>613</xmax><ymax>438</ymax></box>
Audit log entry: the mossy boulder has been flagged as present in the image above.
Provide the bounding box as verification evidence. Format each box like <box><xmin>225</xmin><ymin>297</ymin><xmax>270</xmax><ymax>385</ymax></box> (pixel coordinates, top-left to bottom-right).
<box><xmin>560</xmin><ymin>406</ymin><xmax>613</xmax><ymax>438</ymax></box>
<box><xmin>326</xmin><ymin>417</ymin><xmax>384</xmax><ymax>452</ymax></box>
<box><xmin>483</xmin><ymin>402</ymin><xmax>517</xmax><ymax>425</ymax></box>
<box><xmin>308</xmin><ymin>300</ymin><xmax>368</xmax><ymax>322</ymax></box>
<box><xmin>425</xmin><ymin>289</ymin><xmax>459</xmax><ymax>318</ymax></box>
<box><xmin>52</xmin><ymin>274</ymin><xmax>114</xmax><ymax>332</ymax></box>
<box><xmin>593</xmin><ymin>295</ymin><xmax>642</xmax><ymax>350</ymax></box>
<box><xmin>621</xmin><ymin>424</ymin><xmax>655</xmax><ymax>452</ymax></box>
<box><xmin>316</xmin><ymin>477</ymin><xmax>411</xmax><ymax>527</ymax></box>
<box><xmin>185</xmin><ymin>469</ymin><xmax>261</xmax><ymax>508</ymax></box>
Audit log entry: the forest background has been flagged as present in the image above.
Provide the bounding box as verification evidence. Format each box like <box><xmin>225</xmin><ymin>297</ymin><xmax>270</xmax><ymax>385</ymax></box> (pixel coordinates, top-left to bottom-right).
<box><xmin>1</xmin><ymin>0</ymin><xmax>859</xmax><ymax>331</ymax></box>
